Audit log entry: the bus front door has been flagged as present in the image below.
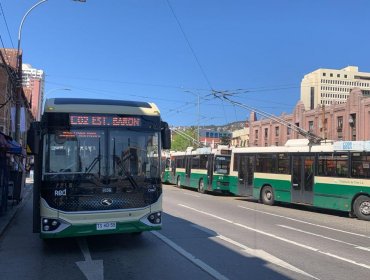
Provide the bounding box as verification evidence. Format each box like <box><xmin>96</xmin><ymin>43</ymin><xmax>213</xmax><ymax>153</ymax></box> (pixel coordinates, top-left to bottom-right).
<box><xmin>171</xmin><ymin>158</ymin><xmax>176</xmax><ymax>183</ymax></box>
<box><xmin>185</xmin><ymin>155</ymin><xmax>191</xmax><ymax>187</ymax></box>
<box><xmin>238</xmin><ymin>155</ymin><xmax>254</xmax><ymax>196</ymax></box>
<box><xmin>291</xmin><ymin>155</ymin><xmax>314</xmax><ymax>205</ymax></box>
<box><xmin>207</xmin><ymin>155</ymin><xmax>214</xmax><ymax>189</ymax></box>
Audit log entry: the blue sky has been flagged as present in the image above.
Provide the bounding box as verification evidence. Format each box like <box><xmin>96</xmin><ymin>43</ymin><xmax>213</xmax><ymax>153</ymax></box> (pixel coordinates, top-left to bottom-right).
<box><xmin>1</xmin><ymin>0</ymin><xmax>370</xmax><ymax>126</ymax></box>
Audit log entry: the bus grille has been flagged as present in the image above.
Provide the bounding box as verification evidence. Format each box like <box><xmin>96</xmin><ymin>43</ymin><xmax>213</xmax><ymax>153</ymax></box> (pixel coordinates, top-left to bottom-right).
<box><xmin>42</xmin><ymin>189</ymin><xmax>161</xmax><ymax>212</ymax></box>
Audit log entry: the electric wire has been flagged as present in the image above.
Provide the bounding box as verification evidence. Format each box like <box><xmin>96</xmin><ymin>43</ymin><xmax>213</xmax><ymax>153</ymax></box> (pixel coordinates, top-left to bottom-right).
<box><xmin>0</xmin><ymin>1</ymin><xmax>14</xmax><ymax>48</ymax></box>
<box><xmin>165</xmin><ymin>0</ymin><xmax>213</xmax><ymax>90</ymax></box>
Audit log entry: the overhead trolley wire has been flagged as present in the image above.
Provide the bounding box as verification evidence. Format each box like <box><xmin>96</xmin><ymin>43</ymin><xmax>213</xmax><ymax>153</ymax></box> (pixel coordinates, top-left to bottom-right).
<box><xmin>165</xmin><ymin>0</ymin><xmax>213</xmax><ymax>91</ymax></box>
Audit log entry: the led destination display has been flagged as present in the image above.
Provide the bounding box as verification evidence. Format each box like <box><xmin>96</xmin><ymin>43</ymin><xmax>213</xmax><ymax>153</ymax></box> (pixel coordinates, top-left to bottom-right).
<box><xmin>70</xmin><ymin>115</ymin><xmax>141</xmax><ymax>127</ymax></box>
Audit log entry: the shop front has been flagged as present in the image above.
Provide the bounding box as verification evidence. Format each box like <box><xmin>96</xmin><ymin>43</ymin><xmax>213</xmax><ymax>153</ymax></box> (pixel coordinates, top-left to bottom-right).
<box><xmin>0</xmin><ymin>132</ymin><xmax>25</xmax><ymax>215</ymax></box>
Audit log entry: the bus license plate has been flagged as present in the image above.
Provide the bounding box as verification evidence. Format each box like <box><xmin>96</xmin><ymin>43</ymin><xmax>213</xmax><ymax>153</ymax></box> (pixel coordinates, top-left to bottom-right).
<box><xmin>96</xmin><ymin>222</ymin><xmax>116</xmax><ymax>231</ymax></box>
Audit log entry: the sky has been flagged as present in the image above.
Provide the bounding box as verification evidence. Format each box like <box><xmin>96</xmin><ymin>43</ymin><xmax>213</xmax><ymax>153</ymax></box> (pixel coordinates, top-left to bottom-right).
<box><xmin>1</xmin><ymin>0</ymin><xmax>370</xmax><ymax>127</ymax></box>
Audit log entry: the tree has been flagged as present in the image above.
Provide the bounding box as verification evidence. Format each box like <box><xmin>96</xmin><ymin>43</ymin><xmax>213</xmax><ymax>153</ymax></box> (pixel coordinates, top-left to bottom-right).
<box><xmin>171</xmin><ymin>128</ymin><xmax>198</xmax><ymax>151</ymax></box>
<box><xmin>220</xmin><ymin>134</ymin><xmax>231</xmax><ymax>145</ymax></box>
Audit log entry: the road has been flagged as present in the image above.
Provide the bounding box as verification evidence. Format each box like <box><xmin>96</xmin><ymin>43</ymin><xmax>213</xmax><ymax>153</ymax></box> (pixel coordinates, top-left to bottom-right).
<box><xmin>0</xmin><ymin>183</ymin><xmax>369</xmax><ymax>280</ymax></box>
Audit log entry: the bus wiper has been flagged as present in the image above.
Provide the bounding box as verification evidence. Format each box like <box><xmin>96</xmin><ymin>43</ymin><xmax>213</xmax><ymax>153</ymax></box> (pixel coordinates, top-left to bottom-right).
<box><xmin>84</xmin><ymin>138</ymin><xmax>101</xmax><ymax>177</ymax></box>
<box><xmin>114</xmin><ymin>152</ymin><xmax>138</xmax><ymax>189</ymax></box>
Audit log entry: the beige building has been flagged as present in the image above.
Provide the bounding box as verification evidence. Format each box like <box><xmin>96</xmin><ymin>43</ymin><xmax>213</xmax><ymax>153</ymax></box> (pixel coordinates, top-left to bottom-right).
<box><xmin>301</xmin><ymin>66</ymin><xmax>370</xmax><ymax>110</ymax></box>
<box><xmin>231</xmin><ymin>127</ymin><xmax>249</xmax><ymax>147</ymax></box>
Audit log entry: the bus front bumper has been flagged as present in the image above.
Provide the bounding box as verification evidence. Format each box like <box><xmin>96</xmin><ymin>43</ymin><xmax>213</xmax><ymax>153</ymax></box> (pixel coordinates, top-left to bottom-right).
<box><xmin>40</xmin><ymin>212</ymin><xmax>162</xmax><ymax>239</ymax></box>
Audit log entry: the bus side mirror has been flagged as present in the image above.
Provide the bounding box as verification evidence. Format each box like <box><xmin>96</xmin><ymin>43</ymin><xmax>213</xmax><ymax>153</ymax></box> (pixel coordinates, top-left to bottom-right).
<box><xmin>27</xmin><ymin>122</ymin><xmax>41</xmax><ymax>155</ymax></box>
<box><xmin>161</xmin><ymin>121</ymin><xmax>171</xmax><ymax>150</ymax></box>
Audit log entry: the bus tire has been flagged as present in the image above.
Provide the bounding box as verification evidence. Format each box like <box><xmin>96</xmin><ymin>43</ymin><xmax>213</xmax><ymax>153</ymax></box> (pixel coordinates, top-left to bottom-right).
<box><xmin>353</xmin><ymin>195</ymin><xmax>370</xmax><ymax>221</ymax></box>
<box><xmin>198</xmin><ymin>179</ymin><xmax>206</xmax><ymax>194</ymax></box>
<box><xmin>261</xmin><ymin>186</ymin><xmax>275</xmax><ymax>206</ymax></box>
<box><xmin>176</xmin><ymin>176</ymin><xmax>181</xmax><ymax>188</ymax></box>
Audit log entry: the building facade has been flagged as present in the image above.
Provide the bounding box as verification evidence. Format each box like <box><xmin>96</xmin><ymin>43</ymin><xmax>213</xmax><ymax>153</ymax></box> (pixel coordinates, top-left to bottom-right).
<box><xmin>249</xmin><ymin>88</ymin><xmax>370</xmax><ymax>146</ymax></box>
<box><xmin>0</xmin><ymin>48</ymin><xmax>33</xmax><ymax>145</ymax></box>
<box><xmin>301</xmin><ymin>66</ymin><xmax>370</xmax><ymax>110</ymax></box>
<box><xmin>199</xmin><ymin>129</ymin><xmax>232</xmax><ymax>147</ymax></box>
<box><xmin>231</xmin><ymin>127</ymin><xmax>249</xmax><ymax>147</ymax></box>
<box><xmin>22</xmin><ymin>64</ymin><xmax>44</xmax><ymax>121</ymax></box>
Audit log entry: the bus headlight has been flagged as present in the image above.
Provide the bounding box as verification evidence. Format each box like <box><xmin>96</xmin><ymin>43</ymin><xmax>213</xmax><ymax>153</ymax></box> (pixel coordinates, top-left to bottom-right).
<box><xmin>41</xmin><ymin>218</ymin><xmax>61</xmax><ymax>232</ymax></box>
<box><xmin>148</xmin><ymin>212</ymin><xmax>161</xmax><ymax>224</ymax></box>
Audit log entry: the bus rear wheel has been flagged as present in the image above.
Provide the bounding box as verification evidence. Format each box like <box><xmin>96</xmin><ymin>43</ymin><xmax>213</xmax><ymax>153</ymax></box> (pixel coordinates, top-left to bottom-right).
<box><xmin>261</xmin><ymin>186</ymin><xmax>275</xmax><ymax>206</ymax></box>
<box><xmin>353</xmin><ymin>195</ymin><xmax>370</xmax><ymax>221</ymax></box>
<box><xmin>198</xmin><ymin>179</ymin><xmax>206</xmax><ymax>194</ymax></box>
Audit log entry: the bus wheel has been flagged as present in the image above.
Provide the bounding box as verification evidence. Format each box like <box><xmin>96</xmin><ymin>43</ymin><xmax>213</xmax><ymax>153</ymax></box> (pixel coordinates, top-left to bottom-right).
<box><xmin>261</xmin><ymin>186</ymin><xmax>275</xmax><ymax>206</ymax></box>
<box><xmin>353</xmin><ymin>195</ymin><xmax>370</xmax><ymax>221</ymax></box>
<box><xmin>198</xmin><ymin>179</ymin><xmax>205</xmax><ymax>194</ymax></box>
<box><xmin>176</xmin><ymin>176</ymin><xmax>181</xmax><ymax>188</ymax></box>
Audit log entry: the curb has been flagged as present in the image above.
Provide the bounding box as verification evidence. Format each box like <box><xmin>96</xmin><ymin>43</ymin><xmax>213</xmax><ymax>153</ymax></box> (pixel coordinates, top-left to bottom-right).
<box><xmin>0</xmin><ymin>183</ymin><xmax>33</xmax><ymax>238</ymax></box>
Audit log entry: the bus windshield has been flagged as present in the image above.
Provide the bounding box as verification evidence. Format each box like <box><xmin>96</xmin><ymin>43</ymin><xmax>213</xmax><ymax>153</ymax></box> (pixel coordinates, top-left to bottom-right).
<box><xmin>214</xmin><ymin>155</ymin><xmax>231</xmax><ymax>174</ymax></box>
<box><xmin>110</xmin><ymin>129</ymin><xmax>160</xmax><ymax>178</ymax></box>
<box><xmin>44</xmin><ymin>129</ymin><xmax>160</xmax><ymax>179</ymax></box>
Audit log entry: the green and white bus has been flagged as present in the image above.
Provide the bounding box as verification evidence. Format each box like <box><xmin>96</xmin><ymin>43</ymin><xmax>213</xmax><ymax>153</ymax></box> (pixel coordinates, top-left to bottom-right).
<box><xmin>28</xmin><ymin>98</ymin><xmax>171</xmax><ymax>238</ymax></box>
<box><xmin>230</xmin><ymin>139</ymin><xmax>370</xmax><ymax>221</ymax></box>
<box><xmin>164</xmin><ymin>146</ymin><xmax>232</xmax><ymax>194</ymax></box>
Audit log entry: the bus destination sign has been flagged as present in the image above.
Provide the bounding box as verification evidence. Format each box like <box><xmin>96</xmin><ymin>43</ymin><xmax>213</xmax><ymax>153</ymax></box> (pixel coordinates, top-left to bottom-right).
<box><xmin>70</xmin><ymin>115</ymin><xmax>141</xmax><ymax>127</ymax></box>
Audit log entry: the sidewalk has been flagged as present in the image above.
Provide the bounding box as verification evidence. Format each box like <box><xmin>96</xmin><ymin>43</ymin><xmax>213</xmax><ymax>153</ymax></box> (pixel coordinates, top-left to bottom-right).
<box><xmin>0</xmin><ymin>180</ymin><xmax>33</xmax><ymax>237</ymax></box>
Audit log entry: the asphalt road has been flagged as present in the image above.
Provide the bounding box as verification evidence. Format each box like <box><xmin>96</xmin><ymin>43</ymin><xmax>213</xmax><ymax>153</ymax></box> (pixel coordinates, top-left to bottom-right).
<box><xmin>0</xmin><ymin>183</ymin><xmax>369</xmax><ymax>280</ymax></box>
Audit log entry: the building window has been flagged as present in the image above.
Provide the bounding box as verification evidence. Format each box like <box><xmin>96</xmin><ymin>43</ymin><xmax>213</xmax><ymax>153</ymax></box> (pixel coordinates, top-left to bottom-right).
<box><xmin>310</xmin><ymin>87</ymin><xmax>315</xmax><ymax>110</ymax></box>
<box><xmin>330</xmin><ymin>73</ymin><xmax>333</xmax><ymax>77</ymax></box>
<box><xmin>255</xmin><ymin>130</ymin><xmax>258</xmax><ymax>139</ymax></box>
<box><xmin>275</xmin><ymin>126</ymin><xmax>279</xmax><ymax>137</ymax></box>
<box><xmin>287</xmin><ymin>125</ymin><xmax>291</xmax><ymax>135</ymax></box>
<box><xmin>264</xmin><ymin>128</ymin><xmax>268</xmax><ymax>139</ymax></box>
<box><xmin>323</xmin><ymin>73</ymin><xmax>326</xmax><ymax>76</ymax></box>
<box><xmin>308</xmin><ymin>121</ymin><xmax>314</xmax><ymax>132</ymax></box>
<box><xmin>337</xmin><ymin>116</ymin><xmax>343</xmax><ymax>132</ymax></box>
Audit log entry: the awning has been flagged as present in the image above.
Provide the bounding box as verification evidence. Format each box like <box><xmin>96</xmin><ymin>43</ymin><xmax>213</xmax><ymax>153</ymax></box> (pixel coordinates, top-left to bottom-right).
<box><xmin>0</xmin><ymin>132</ymin><xmax>24</xmax><ymax>155</ymax></box>
<box><xmin>0</xmin><ymin>132</ymin><xmax>10</xmax><ymax>151</ymax></box>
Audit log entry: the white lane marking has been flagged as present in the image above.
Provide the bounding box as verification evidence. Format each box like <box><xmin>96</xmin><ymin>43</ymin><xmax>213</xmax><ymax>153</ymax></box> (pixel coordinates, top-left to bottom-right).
<box><xmin>192</xmin><ymin>224</ymin><xmax>319</xmax><ymax>280</ymax></box>
<box><xmin>76</xmin><ymin>238</ymin><xmax>104</xmax><ymax>280</ymax></box>
<box><xmin>238</xmin><ymin>205</ymin><xmax>370</xmax><ymax>239</ymax></box>
<box><xmin>182</xmin><ymin>192</ymin><xmax>201</xmax><ymax>198</ymax></box>
<box><xmin>356</xmin><ymin>247</ymin><xmax>370</xmax><ymax>252</ymax></box>
<box><xmin>277</xmin><ymin>224</ymin><xmax>361</xmax><ymax>247</ymax></box>
<box><xmin>179</xmin><ymin>204</ymin><xmax>234</xmax><ymax>224</ymax></box>
<box><xmin>179</xmin><ymin>204</ymin><xmax>370</xmax><ymax>270</ymax></box>
<box><xmin>321</xmin><ymin>252</ymin><xmax>370</xmax><ymax>270</ymax></box>
<box><xmin>151</xmin><ymin>231</ymin><xmax>229</xmax><ymax>280</ymax></box>
<box><xmin>179</xmin><ymin>204</ymin><xmax>318</xmax><ymax>251</ymax></box>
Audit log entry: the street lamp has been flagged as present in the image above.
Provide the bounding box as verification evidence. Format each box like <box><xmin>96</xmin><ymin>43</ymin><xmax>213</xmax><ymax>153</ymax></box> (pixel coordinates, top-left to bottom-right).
<box><xmin>184</xmin><ymin>90</ymin><xmax>201</xmax><ymax>144</ymax></box>
<box><xmin>15</xmin><ymin>0</ymin><xmax>86</xmax><ymax>140</ymax></box>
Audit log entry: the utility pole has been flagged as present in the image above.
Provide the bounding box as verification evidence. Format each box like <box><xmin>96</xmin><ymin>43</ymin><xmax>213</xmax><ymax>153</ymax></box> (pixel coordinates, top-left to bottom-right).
<box><xmin>184</xmin><ymin>90</ymin><xmax>200</xmax><ymax>144</ymax></box>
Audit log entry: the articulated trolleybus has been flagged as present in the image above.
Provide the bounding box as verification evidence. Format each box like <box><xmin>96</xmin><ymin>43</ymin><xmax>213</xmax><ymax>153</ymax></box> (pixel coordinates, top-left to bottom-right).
<box><xmin>163</xmin><ymin>146</ymin><xmax>232</xmax><ymax>193</ymax></box>
<box><xmin>28</xmin><ymin>98</ymin><xmax>171</xmax><ymax>238</ymax></box>
<box><xmin>230</xmin><ymin>139</ymin><xmax>370</xmax><ymax>221</ymax></box>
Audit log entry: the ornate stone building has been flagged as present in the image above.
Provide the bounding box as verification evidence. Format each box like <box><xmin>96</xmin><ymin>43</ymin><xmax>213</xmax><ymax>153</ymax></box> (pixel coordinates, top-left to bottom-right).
<box><xmin>249</xmin><ymin>88</ymin><xmax>369</xmax><ymax>146</ymax></box>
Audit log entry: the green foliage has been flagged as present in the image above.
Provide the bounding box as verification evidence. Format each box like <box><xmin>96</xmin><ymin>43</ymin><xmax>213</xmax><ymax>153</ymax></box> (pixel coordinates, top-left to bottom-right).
<box><xmin>220</xmin><ymin>135</ymin><xmax>231</xmax><ymax>145</ymax></box>
<box><xmin>171</xmin><ymin>128</ymin><xmax>198</xmax><ymax>151</ymax></box>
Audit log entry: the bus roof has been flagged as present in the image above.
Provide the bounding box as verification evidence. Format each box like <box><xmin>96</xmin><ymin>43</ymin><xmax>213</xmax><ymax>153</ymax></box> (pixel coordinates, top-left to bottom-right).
<box><xmin>233</xmin><ymin>142</ymin><xmax>334</xmax><ymax>154</ymax></box>
<box><xmin>44</xmin><ymin>98</ymin><xmax>161</xmax><ymax>116</ymax></box>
